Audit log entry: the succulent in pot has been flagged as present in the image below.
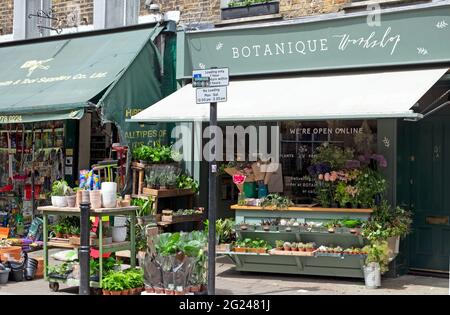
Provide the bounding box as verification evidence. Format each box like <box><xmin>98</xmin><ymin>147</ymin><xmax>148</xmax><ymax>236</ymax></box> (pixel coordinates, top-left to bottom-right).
<box><xmin>283</xmin><ymin>242</ymin><xmax>292</xmax><ymax>251</ymax></box>
<box><xmin>291</xmin><ymin>243</ymin><xmax>298</xmax><ymax>252</ymax></box>
<box><xmin>275</xmin><ymin>240</ymin><xmax>284</xmax><ymax>250</ymax></box>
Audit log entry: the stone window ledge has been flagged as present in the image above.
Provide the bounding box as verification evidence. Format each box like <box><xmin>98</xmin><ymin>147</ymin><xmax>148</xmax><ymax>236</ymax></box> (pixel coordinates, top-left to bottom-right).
<box><xmin>215</xmin><ymin>13</ymin><xmax>282</xmax><ymax>27</ymax></box>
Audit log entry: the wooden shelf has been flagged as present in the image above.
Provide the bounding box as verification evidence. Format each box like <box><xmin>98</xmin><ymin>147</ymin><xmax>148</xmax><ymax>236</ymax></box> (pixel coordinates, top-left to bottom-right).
<box><xmin>47</xmin><ymin>240</ymin><xmax>131</xmax><ymax>251</ymax></box>
<box><xmin>230</xmin><ymin>205</ymin><xmax>373</xmax><ymax>214</ymax></box>
<box><xmin>38</xmin><ymin>206</ymin><xmax>138</xmax><ymax>215</ymax></box>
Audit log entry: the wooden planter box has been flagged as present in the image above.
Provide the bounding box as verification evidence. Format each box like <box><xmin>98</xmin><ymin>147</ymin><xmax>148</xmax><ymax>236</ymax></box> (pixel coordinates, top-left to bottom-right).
<box><xmin>161</xmin><ymin>214</ymin><xmax>204</xmax><ymax>224</ymax></box>
<box><xmin>221</xmin><ymin>1</ymin><xmax>279</xmax><ymax>20</ymax></box>
<box><xmin>69</xmin><ymin>236</ymin><xmax>113</xmax><ymax>246</ymax></box>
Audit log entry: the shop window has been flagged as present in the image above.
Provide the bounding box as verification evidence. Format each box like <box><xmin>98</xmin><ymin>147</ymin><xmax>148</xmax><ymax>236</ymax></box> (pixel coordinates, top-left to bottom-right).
<box><xmin>280</xmin><ymin>120</ymin><xmax>378</xmax><ymax>204</ymax></box>
<box><xmin>221</xmin><ymin>0</ymin><xmax>280</xmax><ymax>21</ymax></box>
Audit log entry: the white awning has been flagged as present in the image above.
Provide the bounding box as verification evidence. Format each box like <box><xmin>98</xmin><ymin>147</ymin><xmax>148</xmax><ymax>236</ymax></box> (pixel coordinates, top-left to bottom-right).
<box><xmin>131</xmin><ymin>68</ymin><xmax>449</xmax><ymax>122</ymax></box>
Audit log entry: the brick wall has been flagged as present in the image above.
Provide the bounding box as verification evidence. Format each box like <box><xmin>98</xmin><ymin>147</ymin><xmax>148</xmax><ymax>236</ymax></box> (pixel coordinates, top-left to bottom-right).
<box><xmin>0</xmin><ymin>0</ymin><xmax>351</xmax><ymax>36</ymax></box>
<box><xmin>51</xmin><ymin>0</ymin><xmax>94</xmax><ymax>28</ymax></box>
<box><xmin>145</xmin><ymin>0</ymin><xmax>350</xmax><ymax>26</ymax></box>
<box><xmin>0</xmin><ymin>0</ymin><xmax>13</xmax><ymax>35</ymax></box>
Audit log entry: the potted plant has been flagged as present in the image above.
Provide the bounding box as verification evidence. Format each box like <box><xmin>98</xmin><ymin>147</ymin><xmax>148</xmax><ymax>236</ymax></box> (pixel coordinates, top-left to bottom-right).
<box><xmin>102</xmin><ymin>271</ymin><xmax>126</xmax><ymax>295</ymax></box>
<box><xmin>275</xmin><ymin>240</ymin><xmax>283</xmax><ymax>250</ymax></box>
<box><xmin>362</xmin><ymin>240</ymin><xmax>390</xmax><ymax>289</ymax></box>
<box><xmin>51</xmin><ymin>179</ymin><xmax>72</xmax><ymax>207</ymax></box>
<box><xmin>361</xmin><ymin>201</ymin><xmax>412</xmax><ymax>258</ymax></box>
<box><xmin>283</xmin><ymin>242</ymin><xmax>291</xmax><ymax>251</ymax></box>
<box><xmin>290</xmin><ymin>242</ymin><xmax>298</xmax><ymax>252</ymax></box>
<box><xmin>305</xmin><ymin>243</ymin><xmax>316</xmax><ymax>252</ymax></box>
<box><xmin>53</xmin><ymin>224</ymin><xmax>64</xmax><ymax>238</ymax></box>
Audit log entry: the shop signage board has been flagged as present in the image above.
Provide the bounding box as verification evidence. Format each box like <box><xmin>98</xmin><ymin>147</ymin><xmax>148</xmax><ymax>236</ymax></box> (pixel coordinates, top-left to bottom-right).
<box><xmin>178</xmin><ymin>4</ymin><xmax>450</xmax><ymax>78</ymax></box>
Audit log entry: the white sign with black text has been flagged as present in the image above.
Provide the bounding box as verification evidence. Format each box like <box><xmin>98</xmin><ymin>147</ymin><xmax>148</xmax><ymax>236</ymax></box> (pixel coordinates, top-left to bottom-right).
<box><xmin>196</xmin><ymin>87</ymin><xmax>227</xmax><ymax>104</ymax></box>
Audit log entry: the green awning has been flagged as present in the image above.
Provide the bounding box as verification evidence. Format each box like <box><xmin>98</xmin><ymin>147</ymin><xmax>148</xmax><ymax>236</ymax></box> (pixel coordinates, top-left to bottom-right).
<box><xmin>0</xmin><ymin>26</ymin><xmax>162</xmax><ymax>123</ymax></box>
<box><xmin>0</xmin><ymin>109</ymin><xmax>84</xmax><ymax>124</ymax></box>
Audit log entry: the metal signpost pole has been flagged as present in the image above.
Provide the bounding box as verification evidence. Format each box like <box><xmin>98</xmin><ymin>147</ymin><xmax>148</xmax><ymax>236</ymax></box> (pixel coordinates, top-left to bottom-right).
<box><xmin>207</xmin><ymin>101</ymin><xmax>218</xmax><ymax>296</ymax></box>
<box><xmin>79</xmin><ymin>202</ymin><xmax>91</xmax><ymax>295</ymax></box>
<box><xmin>193</xmin><ymin>67</ymin><xmax>228</xmax><ymax>296</ymax></box>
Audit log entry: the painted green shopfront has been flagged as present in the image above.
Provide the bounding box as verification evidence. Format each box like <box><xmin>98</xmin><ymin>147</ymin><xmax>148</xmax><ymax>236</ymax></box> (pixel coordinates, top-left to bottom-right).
<box><xmin>132</xmin><ymin>2</ymin><xmax>450</xmax><ymax>276</ymax></box>
<box><xmin>0</xmin><ymin>23</ymin><xmax>176</xmax><ymax>236</ymax></box>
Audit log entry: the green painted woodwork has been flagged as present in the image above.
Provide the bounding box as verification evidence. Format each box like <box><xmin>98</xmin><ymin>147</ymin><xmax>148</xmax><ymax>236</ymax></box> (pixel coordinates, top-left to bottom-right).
<box><xmin>234</xmin><ymin>209</ymin><xmax>370</xmax><ymax>223</ymax></box>
<box><xmin>41</xmin><ymin>207</ymin><xmax>137</xmax><ymax>289</ymax></box>
<box><xmin>178</xmin><ymin>4</ymin><xmax>450</xmax><ymax>79</ymax></box>
<box><xmin>64</xmin><ymin>120</ymin><xmax>77</xmax><ymax>186</ymax></box>
<box><xmin>230</xmin><ymin>208</ymin><xmax>370</xmax><ymax>278</ymax></box>
<box><xmin>407</xmin><ymin>115</ymin><xmax>450</xmax><ymax>272</ymax></box>
<box><xmin>377</xmin><ymin>119</ymin><xmax>397</xmax><ymax>205</ymax></box>
<box><xmin>228</xmin><ymin>253</ymin><xmax>365</xmax><ymax>278</ymax></box>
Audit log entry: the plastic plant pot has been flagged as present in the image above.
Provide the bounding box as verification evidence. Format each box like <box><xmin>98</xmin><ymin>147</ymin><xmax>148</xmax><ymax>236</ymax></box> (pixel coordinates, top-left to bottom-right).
<box><xmin>0</xmin><ymin>268</ymin><xmax>10</xmax><ymax>285</ymax></box>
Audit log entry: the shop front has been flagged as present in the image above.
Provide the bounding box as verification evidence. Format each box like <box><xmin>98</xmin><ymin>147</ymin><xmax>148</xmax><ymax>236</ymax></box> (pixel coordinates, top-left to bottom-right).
<box><xmin>131</xmin><ymin>1</ymin><xmax>450</xmax><ymax>277</ymax></box>
<box><xmin>0</xmin><ymin>23</ymin><xmax>175</xmax><ymax>243</ymax></box>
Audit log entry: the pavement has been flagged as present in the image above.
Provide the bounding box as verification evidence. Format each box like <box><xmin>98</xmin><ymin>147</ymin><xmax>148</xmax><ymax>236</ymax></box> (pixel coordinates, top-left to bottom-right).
<box><xmin>0</xmin><ymin>252</ymin><xmax>448</xmax><ymax>295</ymax></box>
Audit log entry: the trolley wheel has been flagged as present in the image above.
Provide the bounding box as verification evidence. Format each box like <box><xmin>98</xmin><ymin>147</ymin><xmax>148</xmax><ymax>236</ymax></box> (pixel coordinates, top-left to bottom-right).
<box><xmin>49</xmin><ymin>282</ymin><xmax>59</xmax><ymax>292</ymax></box>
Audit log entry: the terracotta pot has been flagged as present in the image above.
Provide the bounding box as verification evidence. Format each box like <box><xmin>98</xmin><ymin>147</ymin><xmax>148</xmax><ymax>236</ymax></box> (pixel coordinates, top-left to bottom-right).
<box><xmin>66</xmin><ymin>195</ymin><xmax>76</xmax><ymax>208</ymax></box>
<box><xmin>154</xmin><ymin>287</ymin><xmax>164</xmax><ymax>294</ymax></box>
<box><xmin>109</xmin><ymin>291</ymin><xmax>122</xmax><ymax>295</ymax></box>
<box><xmin>75</xmin><ymin>190</ymin><xmax>83</xmax><ymax>207</ymax></box>
<box><xmin>283</xmin><ymin>246</ymin><xmax>291</xmax><ymax>251</ymax></box>
<box><xmin>89</xmin><ymin>190</ymin><xmax>102</xmax><ymax>209</ymax></box>
<box><xmin>145</xmin><ymin>287</ymin><xmax>155</xmax><ymax>294</ymax></box>
<box><xmin>174</xmin><ymin>290</ymin><xmax>185</xmax><ymax>296</ymax></box>
<box><xmin>56</xmin><ymin>233</ymin><xmax>63</xmax><ymax>238</ymax></box>
<box><xmin>122</xmin><ymin>289</ymin><xmax>130</xmax><ymax>295</ymax></box>
<box><xmin>102</xmin><ymin>290</ymin><xmax>111</xmax><ymax>295</ymax></box>
<box><xmin>233</xmin><ymin>247</ymin><xmax>246</xmax><ymax>253</ymax></box>
<box><xmin>189</xmin><ymin>285</ymin><xmax>202</xmax><ymax>293</ymax></box>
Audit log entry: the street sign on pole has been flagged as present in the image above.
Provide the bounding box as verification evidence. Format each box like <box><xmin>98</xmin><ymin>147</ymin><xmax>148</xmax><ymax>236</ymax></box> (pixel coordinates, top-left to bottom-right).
<box><xmin>192</xmin><ymin>67</ymin><xmax>229</xmax><ymax>296</ymax></box>
<box><xmin>196</xmin><ymin>87</ymin><xmax>227</xmax><ymax>104</ymax></box>
<box><xmin>192</xmin><ymin>68</ymin><xmax>229</xmax><ymax>87</ymax></box>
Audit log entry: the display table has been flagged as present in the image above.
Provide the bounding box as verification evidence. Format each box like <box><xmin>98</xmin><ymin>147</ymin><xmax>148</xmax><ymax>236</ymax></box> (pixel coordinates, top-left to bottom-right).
<box><xmin>37</xmin><ymin>205</ymin><xmax>138</xmax><ymax>292</ymax></box>
<box><xmin>227</xmin><ymin>205</ymin><xmax>373</xmax><ymax>279</ymax></box>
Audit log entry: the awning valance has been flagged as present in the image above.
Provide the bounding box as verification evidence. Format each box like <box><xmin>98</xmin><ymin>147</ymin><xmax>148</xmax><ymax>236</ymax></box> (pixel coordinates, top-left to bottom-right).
<box><xmin>130</xmin><ymin>68</ymin><xmax>449</xmax><ymax>123</ymax></box>
<box><xmin>0</xmin><ymin>26</ymin><xmax>162</xmax><ymax>123</ymax></box>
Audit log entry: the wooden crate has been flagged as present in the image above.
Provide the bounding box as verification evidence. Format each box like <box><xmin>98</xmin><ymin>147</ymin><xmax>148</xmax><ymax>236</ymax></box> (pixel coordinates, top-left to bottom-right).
<box><xmin>160</xmin><ymin>214</ymin><xmax>203</xmax><ymax>224</ymax></box>
<box><xmin>69</xmin><ymin>236</ymin><xmax>113</xmax><ymax>246</ymax></box>
<box><xmin>35</xmin><ymin>257</ymin><xmax>45</xmax><ymax>279</ymax></box>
